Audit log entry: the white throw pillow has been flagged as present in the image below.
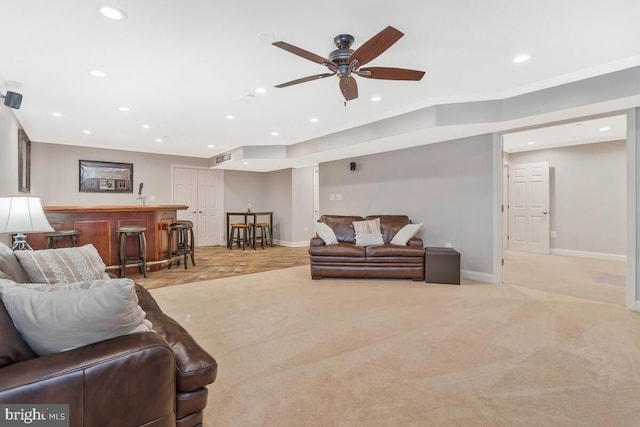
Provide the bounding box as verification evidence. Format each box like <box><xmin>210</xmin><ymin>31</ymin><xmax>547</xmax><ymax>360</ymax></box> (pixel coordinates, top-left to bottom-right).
<box><xmin>15</xmin><ymin>244</ymin><xmax>110</xmax><ymax>285</ymax></box>
<box><xmin>353</xmin><ymin>218</ymin><xmax>384</xmax><ymax>247</ymax></box>
<box><xmin>0</xmin><ymin>278</ymin><xmax>152</xmax><ymax>356</ymax></box>
<box><xmin>352</xmin><ymin>217</ymin><xmax>381</xmax><ymax>236</ymax></box>
<box><xmin>315</xmin><ymin>222</ymin><xmax>338</xmax><ymax>245</ymax></box>
<box><xmin>390</xmin><ymin>223</ymin><xmax>423</xmax><ymax>245</ymax></box>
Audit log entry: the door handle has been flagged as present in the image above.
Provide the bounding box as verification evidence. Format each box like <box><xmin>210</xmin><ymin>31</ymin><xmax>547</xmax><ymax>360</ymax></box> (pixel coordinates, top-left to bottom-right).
<box><xmin>542</xmin><ymin>211</ymin><xmax>548</xmax><ymax>215</ymax></box>
<box><xmin>198</xmin><ymin>211</ymin><xmax>202</xmax><ymax>214</ymax></box>
<box><xmin>192</xmin><ymin>211</ymin><xmax>196</xmax><ymax>214</ymax></box>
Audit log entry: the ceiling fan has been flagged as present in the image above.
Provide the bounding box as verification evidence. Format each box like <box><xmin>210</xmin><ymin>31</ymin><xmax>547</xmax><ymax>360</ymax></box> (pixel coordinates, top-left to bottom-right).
<box><xmin>272</xmin><ymin>26</ymin><xmax>425</xmax><ymax>101</ymax></box>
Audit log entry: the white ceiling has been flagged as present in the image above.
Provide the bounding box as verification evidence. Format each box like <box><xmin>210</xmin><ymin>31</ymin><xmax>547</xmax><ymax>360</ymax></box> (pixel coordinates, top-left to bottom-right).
<box><xmin>2</xmin><ymin>1</ymin><xmax>640</xmax><ymax>171</ymax></box>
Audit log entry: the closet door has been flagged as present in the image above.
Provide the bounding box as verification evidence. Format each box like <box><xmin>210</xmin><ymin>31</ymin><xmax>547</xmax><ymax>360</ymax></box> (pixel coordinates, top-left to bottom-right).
<box><xmin>172</xmin><ymin>167</ymin><xmax>223</xmax><ymax>246</ymax></box>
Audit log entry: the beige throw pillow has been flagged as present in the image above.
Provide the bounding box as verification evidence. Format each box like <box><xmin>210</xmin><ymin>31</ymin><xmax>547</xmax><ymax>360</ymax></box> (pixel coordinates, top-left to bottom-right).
<box><xmin>353</xmin><ymin>217</ymin><xmax>384</xmax><ymax>247</ymax></box>
<box><xmin>15</xmin><ymin>244</ymin><xmax>110</xmax><ymax>284</ymax></box>
<box><xmin>315</xmin><ymin>222</ymin><xmax>338</xmax><ymax>245</ymax></box>
<box><xmin>0</xmin><ymin>278</ymin><xmax>152</xmax><ymax>356</ymax></box>
<box><xmin>390</xmin><ymin>223</ymin><xmax>423</xmax><ymax>245</ymax></box>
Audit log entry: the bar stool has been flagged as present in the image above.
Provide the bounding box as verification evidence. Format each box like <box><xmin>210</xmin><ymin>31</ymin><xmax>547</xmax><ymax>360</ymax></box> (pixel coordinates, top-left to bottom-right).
<box><xmin>117</xmin><ymin>226</ymin><xmax>147</xmax><ymax>278</ymax></box>
<box><xmin>228</xmin><ymin>223</ymin><xmax>250</xmax><ymax>250</ymax></box>
<box><xmin>43</xmin><ymin>229</ymin><xmax>81</xmax><ymax>249</ymax></box>
<box><xmin>168</xmin><ymin>221</ymin><xmax>195</xmax><ymax>269</ymax></box>
<box><xmin>251</xmin><ymin>223</ymin><xmax>272</xmax><ymax>249</ymax></box>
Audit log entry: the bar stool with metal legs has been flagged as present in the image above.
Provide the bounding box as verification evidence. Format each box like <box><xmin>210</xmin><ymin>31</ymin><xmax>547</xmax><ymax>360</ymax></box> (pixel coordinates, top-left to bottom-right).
<box><xmin>168</xmin><ymin>221</ymin><xmax>195</xmax><ymax>269</ymax></box>
<box><xmin>228</xmin><ymin>223</ymin><xmax>250</xmax><ymax>250</ymax></box>
<box><xmin>43</xmin><ymin>229</ymin><xmax>81</xmax><ymax>249</ymax></box>
<box><xmin>117</xmin><ymin>226</ymin><xmax>147</xmax><ymax>278</ymax></box>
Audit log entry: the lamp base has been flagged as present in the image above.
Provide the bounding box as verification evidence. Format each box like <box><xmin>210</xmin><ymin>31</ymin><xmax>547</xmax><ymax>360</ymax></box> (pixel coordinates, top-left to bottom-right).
<box><xmin>11</xmin><ymin>232</ymin><xmax>33</xmax><ymax>251</ymax></box>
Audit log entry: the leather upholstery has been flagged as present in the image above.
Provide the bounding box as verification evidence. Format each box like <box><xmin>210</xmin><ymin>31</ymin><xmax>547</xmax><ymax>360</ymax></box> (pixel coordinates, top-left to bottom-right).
<box><xmin>0</xmin><ymin>242</ymin><xmax>216</xmax><ymax>427</ymax></box>
<box><xmin>310</xmin><ymin>215</ymin><xmax>425</xmax><ymax>281</ymax></box>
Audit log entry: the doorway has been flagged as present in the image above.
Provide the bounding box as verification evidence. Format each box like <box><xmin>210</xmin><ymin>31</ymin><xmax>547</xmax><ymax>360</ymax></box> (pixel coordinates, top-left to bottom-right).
<box><xmin>501</xmin><ymin>115</ymin><xmax>628</xmax><ymax>306</ymax></box>
<box><xmin>172</xmin><ymin>166</ymin><xmax>224</xmax><ymax>246</ymax></box>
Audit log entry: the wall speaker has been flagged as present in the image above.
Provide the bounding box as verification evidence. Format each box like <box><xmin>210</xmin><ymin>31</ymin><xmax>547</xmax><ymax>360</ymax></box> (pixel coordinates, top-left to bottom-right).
<box><xmin>2</xmin><ymin>91</ymin><xmax>23</xmax><ymax>109</ymax></box>
<box><xmin>350</xmin><ymin>162</ymin><xmax>357</xmax><ymax>171</ymax></box>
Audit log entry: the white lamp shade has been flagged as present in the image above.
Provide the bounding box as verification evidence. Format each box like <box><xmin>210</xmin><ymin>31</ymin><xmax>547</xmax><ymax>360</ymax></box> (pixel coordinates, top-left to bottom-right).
<box><xmin>0</xmin><ymin>196</ymin><xmax>54</xmax><ymax>234</ymax></box>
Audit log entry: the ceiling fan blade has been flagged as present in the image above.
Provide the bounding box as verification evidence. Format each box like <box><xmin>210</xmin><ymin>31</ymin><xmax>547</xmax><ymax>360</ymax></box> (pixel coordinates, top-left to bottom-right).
<box><xmin>348</xmin><ymin>26</ymin><xmax>404</xmax><ymax>68</ymax></box>
<box><xmin>339</xmin><ymin>76</ymin><xmax>358</xmax><ymax>101</ymax></box>
<box><xmin>272</xmin><ymin>41</ymin><xmax>336</xmax><ymax>68</ymax></box>
<box><xmin>275</xmin><ymin>73</ymin><xmax>336</xmax><ymax>88</ymax></box>
<box><xmin>358</xmin><ymin>67</ymin><xmax>425</xmax><ymax>81</ymax></box>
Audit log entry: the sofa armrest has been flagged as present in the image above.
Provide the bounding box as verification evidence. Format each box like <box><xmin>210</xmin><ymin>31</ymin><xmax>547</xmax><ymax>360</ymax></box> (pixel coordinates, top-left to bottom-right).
<box><xmin>407</xmin><ymin>237</ymin><xmax>424</xmax><ymax>248</ymax></box>
<box><xmin>310</xmin><ymin>236</ymin><xmax>326</xmax><ymax>247</ymax></box>
<box><xmin>0</xmin><ymin>332</ymin><xmax>176</xmax><ymax>427</ymax></box>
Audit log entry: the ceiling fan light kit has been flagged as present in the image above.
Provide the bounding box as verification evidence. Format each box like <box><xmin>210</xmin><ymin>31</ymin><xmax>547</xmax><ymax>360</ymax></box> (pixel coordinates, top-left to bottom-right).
<box><xmin>273</xmin><ymin>26</ymin><xmax>425</xmax><ymax>101</ymax></box>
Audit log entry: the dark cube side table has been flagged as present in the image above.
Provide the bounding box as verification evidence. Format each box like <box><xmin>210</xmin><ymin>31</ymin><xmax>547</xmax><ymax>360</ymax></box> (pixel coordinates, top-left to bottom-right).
<box><xmin>425</xmin><ymin>247</ymin><xmax>461</xmax><ymax>285</ymax></box>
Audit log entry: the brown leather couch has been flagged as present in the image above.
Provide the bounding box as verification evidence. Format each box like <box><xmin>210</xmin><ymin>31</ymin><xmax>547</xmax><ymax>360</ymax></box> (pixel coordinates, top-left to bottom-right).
<box><xmin>309</xmin><ymin>215</ymin><xmax>425</xmax><ymax>281</ymax></box>
<box><xmin>0</xmin><ymin>243</ymin><xmax>216</xmax><ymax>427</ymax></box>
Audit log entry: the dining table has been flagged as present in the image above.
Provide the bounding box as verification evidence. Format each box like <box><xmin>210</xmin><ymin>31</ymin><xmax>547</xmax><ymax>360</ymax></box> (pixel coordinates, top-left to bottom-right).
<box><xmin>225</xmin><ymin>211</ymin><xmax>273</xmax><ymax>249</ymax></box>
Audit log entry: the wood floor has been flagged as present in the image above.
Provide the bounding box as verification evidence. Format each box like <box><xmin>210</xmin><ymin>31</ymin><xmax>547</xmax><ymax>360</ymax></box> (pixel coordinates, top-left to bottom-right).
<box><xmin>134</xmin><ymin>245</ymin><xmax>310</xmax><ymax>289</ymax></box>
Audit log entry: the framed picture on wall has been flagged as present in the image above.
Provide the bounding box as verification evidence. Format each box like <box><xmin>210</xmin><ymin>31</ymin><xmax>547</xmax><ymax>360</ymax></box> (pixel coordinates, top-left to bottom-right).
<box><xmin>18</xmin><ymin>129</ymin><xmax>31</xmax><ymax>193</ymax></box>
<box><xmin>79</xmin><ymin>160</ymin><xmax>133</xmax><ymax>193</ymax></box>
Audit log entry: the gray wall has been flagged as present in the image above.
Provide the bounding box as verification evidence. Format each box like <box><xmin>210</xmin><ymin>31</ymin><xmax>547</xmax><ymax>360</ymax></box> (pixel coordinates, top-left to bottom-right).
<box><xmin>0</xmin><ymin>108</ymin><xmax>22</xmax><ymax>245</ymax></box>
<box><xmin>31</xmin><ymin>142</ymin><xmax>208</xmax><ymax>205</ymax></box>
<box><xmin>319</xmin><ymin>134</ymin><xmax>494</xmax><ymax>275</ymax></box>
<box><xmin>507</xmin><ymin>140</ymin><xmax>626</xmax><ymax>256</ymax></box>
<box><xmin>0</xmin><ymin>108</ymin><xmax>20</xmax><ymax>196</ymax></box>
<box><xmin>265</xmin><ymin>169</ymin><xmax>292</xmax><ymax>244</ymax></box>
<box><xmin>291</xmin><ymin>166</ymin><xmax>316</xmax><ymax>245</ymax></box>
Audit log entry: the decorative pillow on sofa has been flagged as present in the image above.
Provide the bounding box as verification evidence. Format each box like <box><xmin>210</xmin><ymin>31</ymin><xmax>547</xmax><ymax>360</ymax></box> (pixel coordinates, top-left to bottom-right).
<box><xmin>353</xmin><ymin>217</ymin><xmax>384</xmax><ymax>247</ymax></box>
<box><xmin>390</xmin><ymin>223</ymin><xmax>423</xmax><ymax>245</ymax></box>
<box><xmin>14</xmin><ymin>244</ymin><xmax>110</xmax><ymax>285</ymax></box>
<box><xmin>0</xmin><ymin>278</ymin><xmax>152</xmax><ymax>356</ymax></box>
<box><xmin>315</xmin><ymin>222</ymin><xmax>338</xmax><ymax>245</ymax></box>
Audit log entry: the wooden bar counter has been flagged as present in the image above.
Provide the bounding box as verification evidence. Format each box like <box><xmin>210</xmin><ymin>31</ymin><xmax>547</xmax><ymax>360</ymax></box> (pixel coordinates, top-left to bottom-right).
<box><xmin>28</xmin><ymin>205</ymin><xmax>188</xmax><ymax>271</ymax></box>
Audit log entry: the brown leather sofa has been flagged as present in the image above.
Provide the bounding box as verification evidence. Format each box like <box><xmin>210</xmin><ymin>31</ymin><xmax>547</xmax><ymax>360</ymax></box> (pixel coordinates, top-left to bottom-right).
<box><xmin>309</xmin><ymin>215</ymin><xmax>425</xmax><ymax>281</ymax></box>
<box><xmin>0</xmin><ymin>243</ymin><xmax>216</xmax><ymax>427</ymax></box>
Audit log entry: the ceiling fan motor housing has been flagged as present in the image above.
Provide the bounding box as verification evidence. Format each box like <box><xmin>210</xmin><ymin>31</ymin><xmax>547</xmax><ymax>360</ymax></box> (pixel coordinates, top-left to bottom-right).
<box><xmin>329</xmin><ymin>34</ymin><xmax>355</xmax><ymax>78</ymax></box>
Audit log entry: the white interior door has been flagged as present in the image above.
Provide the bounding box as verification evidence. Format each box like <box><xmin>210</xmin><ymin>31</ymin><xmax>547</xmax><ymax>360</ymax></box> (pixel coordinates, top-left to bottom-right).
<box><xmin>197</xmin><ymin>169</ymin><xmax>221</xmax><ymax>246</ymax></box>
<box><xmin>509</xmin><ymin>162</ymin><xmax>550</xmax><ymax>253</ymax></box>
<box><xmin>173</xmin><ymin>167</ymin><xmax>198</xmax><ymax>225</ymax></box>
<box><xmin>173</xmin><ymin>167</ymin><xmax>224</xmax><ymax>247</ymax></box>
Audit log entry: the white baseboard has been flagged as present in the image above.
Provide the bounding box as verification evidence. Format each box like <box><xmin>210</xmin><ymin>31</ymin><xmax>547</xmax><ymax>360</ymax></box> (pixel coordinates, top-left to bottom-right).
<box><xmin>550</xmin><ymin>248</ymin><xmax>626</xmax><ymax>262</ymax></box>
<box><xmin>461</xmin><ymin>270</ymin><xmax>497</xmax><ymax>284</ymax></box>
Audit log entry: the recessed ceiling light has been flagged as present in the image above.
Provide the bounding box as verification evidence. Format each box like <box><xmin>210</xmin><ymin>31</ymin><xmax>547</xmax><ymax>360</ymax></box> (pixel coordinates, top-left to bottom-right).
<box><xmin>599</xmin><ymin>126</ymin><xmax>611</xmax><ymax>131</ymax></box>
<box><xmin>52</xmin><ymin>112</ymin><xmax>62</xmax><ymax>117</ymax></box>
<box><xmin>155</xmin><ymin>138</ymin><xmax>163</xmax><ymax>143</ymax></box>
<box><xmin>527</xmin><ymin>141</ymin><xmax>536</xmax><ymax>145</ymax></box>
<box><xmin>142</xmin><ymin>124</ymin><xmax>150</xmax><ymax>129</ymax></box>
<box><xmin>255</xmin><ymin>88</ymin><xmax>267</xmax><ymax>94</ymax></box>
<box><xmin>310</xmin><ymin>118</ymin><xmax>319</xmax><ymax>123</ymax></box>
<box><xmin>513</xmin><ymin>54</ymin><xmax>530</xmax><ymax>63</ymax></box>
<box><xmin>83</xmin><ymin>130</ymin><xmax>91</xmax><ymax>134</ymax></box>
<box><xmin>90</xmin><ymin>70</ymin><xmax>108</xmax><ymax>78</ymax></box>
<box><xmin>118</xmin><ymin>106</ymin><xmax>130</xmax><ymax>112</ymax></box>
<box><xmin>243</xmin><ymin>161</ymin><xmax>249</xmax><ymax>165</ymax></box>
<box><xmin>271</xmin><ymin>132</ymin><xmax>279</xmax><ymax>136</ymax></box>
<box><xmin>100</xmin><ymin>6</ymin><xmax>127</xmax><ymax>20</ymax></box>
<box><xmin>370</xmin><ymin>96</ymin><xmax>382</xmax><ymax>102</ymax></box>
<box><xmin>207</xmin><ymin>144</ymin><xmax>215</xmax><ymax>148</ymax></box>
<box><xmin>225</xmin><ymin>114</ymin><xmax>235</xmax><ymax>119</ymax></box>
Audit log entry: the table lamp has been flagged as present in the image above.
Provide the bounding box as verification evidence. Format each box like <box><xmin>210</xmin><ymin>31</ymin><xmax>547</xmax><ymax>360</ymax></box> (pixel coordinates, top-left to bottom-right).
<box><xmin>0</xmin><ymin>196</ymin><xmax>54</xmax><ymax>250</ymax></box>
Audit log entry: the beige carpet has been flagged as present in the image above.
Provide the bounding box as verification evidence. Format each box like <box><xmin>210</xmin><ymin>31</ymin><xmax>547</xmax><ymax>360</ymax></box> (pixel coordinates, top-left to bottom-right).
<box><xmin>151</xmin><ymin>261</ymin><xmax>640</xmax><ymax>427</ymax></box>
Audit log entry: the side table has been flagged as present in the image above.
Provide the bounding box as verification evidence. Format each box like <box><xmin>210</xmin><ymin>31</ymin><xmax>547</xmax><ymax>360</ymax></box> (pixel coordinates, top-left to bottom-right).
<box><xmin>425</xmin><ymin>247</ymin><xmax>460</xmax><ymax>285</ymax></box>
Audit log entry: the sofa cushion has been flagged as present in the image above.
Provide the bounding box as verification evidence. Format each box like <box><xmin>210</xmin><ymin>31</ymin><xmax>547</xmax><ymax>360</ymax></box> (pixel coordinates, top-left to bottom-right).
<box><xmin>309</xmin><ymin>242</ymin><xmax>366</xmax><ymax>257</ymax></box>
<box><xmin>0</xmin><ymin>294</ymin><xmax>36</xmax><ymax>367</ymax></box>
<box><xmin>15</xmin><ymin>244</ymin><xmax>110</xmax><ymax>284</ymax></box>
<box><xmin>365</xmin><ymin>215</ymin><xmax>411</xmax><ymax>243</ymax></box>
<box><xmin>366</xmin><ymin>244</ymin><xmax>426</xmax><ymax>258</ymax></box>
<box><xmin>0</xmin><ymin>241</ymin><xmax>31</xmax><ymax>283</ymax></box>
<box><xmin>0</xmin><ymin>278</ymin><xmax>153</xmax><ymax>356</ymax></box>
<box><xmin>390</xmin><ymin>223</ymin><xmax>423</xmax><ymax>245</ymax></box>
<box><xmin>320</xmin><ymin>215</ymin><xmax>363</xmax><ymax>243</ymax></box>
<box><xmin>314</xmin><ymin>222</ymin><xmax>338</xmax><ymax>245</ymax></box>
